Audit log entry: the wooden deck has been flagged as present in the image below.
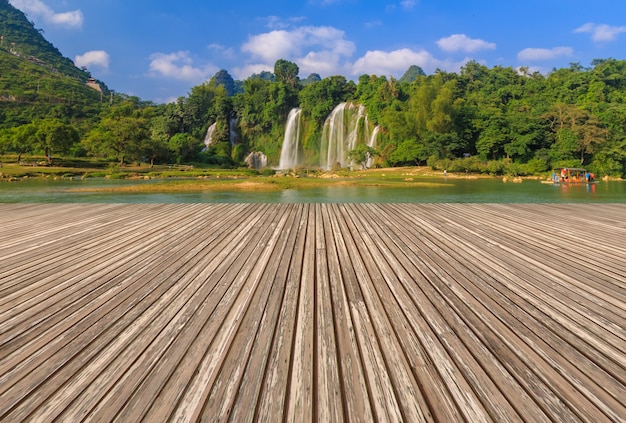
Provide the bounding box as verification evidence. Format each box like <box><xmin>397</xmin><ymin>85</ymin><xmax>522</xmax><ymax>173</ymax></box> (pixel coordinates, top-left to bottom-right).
<box><xmin>0</xmin><ymin>203</ymin><xmax>624</xmax><ymax>422</ymax></box>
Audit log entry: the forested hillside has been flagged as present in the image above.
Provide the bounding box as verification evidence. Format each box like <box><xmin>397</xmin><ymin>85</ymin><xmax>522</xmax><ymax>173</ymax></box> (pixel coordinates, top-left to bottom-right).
<box><xmin>148</xmin><ymin>58</ymin><xmax>626</xmax><ymax>176</ymax></box>
<box><xmin>0</xmin><ymin>0</ymin><xmax>624</xmax><ymax>176</ymax></box>
<box><xmin>0</xmin><ymin>0</ymin><xmax>107</xmax><ymax>127</ymax></box>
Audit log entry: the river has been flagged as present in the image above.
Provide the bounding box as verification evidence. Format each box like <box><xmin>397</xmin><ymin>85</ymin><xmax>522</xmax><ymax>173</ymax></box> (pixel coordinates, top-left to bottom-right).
<box><xmin>0</xmin><ymin>177</ymin><xmax>624</xmax><ymax>203</ymax></box>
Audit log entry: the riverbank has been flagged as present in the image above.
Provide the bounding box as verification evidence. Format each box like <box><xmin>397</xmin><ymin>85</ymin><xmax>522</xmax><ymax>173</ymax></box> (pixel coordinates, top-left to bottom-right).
<box><xmin>1</xmin><ymin>161</ymin><xmax>622</xmax><ymax>194</ymax></box>
<box><xmin>0</xmin><ymin>162</ymin><xmax>475</xmax><ymax>191</ymax></box>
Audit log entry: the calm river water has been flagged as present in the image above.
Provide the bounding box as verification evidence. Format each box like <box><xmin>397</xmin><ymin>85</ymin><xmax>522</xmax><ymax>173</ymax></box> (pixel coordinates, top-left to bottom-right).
<box><xmin>0</xmin><ymin>177</ymin><xmax>624</xmax><ymax>203</ymax></box>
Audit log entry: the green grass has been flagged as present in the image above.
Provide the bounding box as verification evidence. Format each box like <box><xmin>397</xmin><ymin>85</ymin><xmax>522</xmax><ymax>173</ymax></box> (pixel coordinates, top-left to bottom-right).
<box><xmin>1</xmin><ymin>156</ymin><xmax>461</xmax><ymax>192</ymax></box>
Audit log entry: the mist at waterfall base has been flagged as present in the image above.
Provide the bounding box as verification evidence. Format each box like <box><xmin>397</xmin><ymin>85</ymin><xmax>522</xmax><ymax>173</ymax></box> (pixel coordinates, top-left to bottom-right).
<box><xmin>320</xmin><ymin>103</ymin><xmax>379</xmax><ymax>171</ymax></box>
<box><xmin>278</xmin><ymin>103</ymin><xmax>380</xmax><ymax>171</ymax></box>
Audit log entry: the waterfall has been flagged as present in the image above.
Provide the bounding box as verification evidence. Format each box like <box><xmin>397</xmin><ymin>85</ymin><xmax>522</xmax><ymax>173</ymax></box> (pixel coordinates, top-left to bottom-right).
<box><xmin>320</xmin><ymin>103</ymin><xmax>371</xmax><ymax>170</ymax></box>
<box><xmin>229</xmin><ymin>118</ymin><xmax>239</xmax><ymax>145</ymax></box>
<box><xmin>202</xmin><ymin>122</ymin><xmax>217</xmax><ymax>151</ymax></box>
<box><xmin>366</xmin><ymin>125</ymin><xmax>380</xmax><ymax>169</ymax></box>
<box><xmin>245</xmin><ymin>151</ymin><xmax>267</xmax><ymax>170</ymax></box>
<box><xmin>278</xmin><ymin>108</ymin><xmax>302</xmax><ymax>170</ymax></box>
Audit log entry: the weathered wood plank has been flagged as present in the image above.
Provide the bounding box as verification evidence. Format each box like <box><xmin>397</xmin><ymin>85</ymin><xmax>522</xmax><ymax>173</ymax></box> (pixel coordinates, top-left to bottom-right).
<box><xmin>0</xmin><ymin>203</ymin><xmax>623</xmax><ymax>422</ymax></box>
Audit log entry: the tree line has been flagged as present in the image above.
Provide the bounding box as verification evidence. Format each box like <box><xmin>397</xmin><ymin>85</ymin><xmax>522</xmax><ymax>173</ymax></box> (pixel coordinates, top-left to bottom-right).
<box><xmin>1</xmin><ymin>57</ymin><xmax>625</xmax><ymax>177</ymax></box>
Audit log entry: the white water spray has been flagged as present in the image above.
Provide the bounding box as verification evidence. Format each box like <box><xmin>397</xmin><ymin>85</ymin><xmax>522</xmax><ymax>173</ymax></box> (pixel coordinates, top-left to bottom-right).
<box><xmin>366</xmin><ymin>125</ymin><xmax>380</xmax><ymax>169</ymax></box>
<box><xmin>320</xmin><ymin>103</ymin><xmax>372</xmax><ymax>170</ymax></box>
<box><xmin>245</xmin><ymin>151</ymin><xmax>267</xmax><ymax>170</ymax></box>
<box><xmin>202</xmin><ymin>122</ymin><xmax>217</xmax><ymax>151</ymax></box>
<box><xmin>278</xmin><ymin>108</ymin><xmax>302</xmax><ymax>169</ymax></box>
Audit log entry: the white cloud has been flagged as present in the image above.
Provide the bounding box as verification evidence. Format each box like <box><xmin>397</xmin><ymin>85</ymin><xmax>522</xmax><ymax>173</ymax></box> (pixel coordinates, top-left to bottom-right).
<box><xmin>148</xmin><ymin>51</ymin><xmax>217</xmax><ymax>82</ymax></box>
<box><xmin>238</xmin><ymin>25</ymin><xmax>473</xmax><ymax>80</ymax></box>
<box><xmin>232</xmin><ymin>64</ymin><xmax>274</xmax><ymax>80</ymax></box>
<box><xmin>74</xmin><ymin>50</ymin><xmax>110</xmax><ymax>71</ymax></box>
<box><xmin>517</xmin><ymin>46</ymin><xmax>573</xmax><ymax>62</ymax></box>
<box><xmin>574</xmin><ymin>22</ymin><xmax>626</xmax><ymax>42</ymax></box>
<box><xmin>437</xmin><ymin>34</ymin><xmax>496</xmax><ymax>53</ymax></box>
<box><xmin>350</xmin><ymin>48</ymin><xmax>465</xmax><ymax>77</ymax></box>
<box><xmin>8</xmin><ymin>0</ymin><xmax>83</xmax><ymax>29</ymax></box>
<box><xmin>401</xmin><ymin>0</ymin><xmax>417</xmax><ymax>10</ymax></box>
<box><xmin>241</xmin><ymin>25</ymin><xmax>355</xmax><ymax>75</ymax></box>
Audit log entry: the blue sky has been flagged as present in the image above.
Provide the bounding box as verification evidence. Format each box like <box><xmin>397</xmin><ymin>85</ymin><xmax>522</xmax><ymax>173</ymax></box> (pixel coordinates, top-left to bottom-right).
<box><xmin>8</xmin><ymin>0</ymin><xmax>626</xmax><ymax>103</ymax></box>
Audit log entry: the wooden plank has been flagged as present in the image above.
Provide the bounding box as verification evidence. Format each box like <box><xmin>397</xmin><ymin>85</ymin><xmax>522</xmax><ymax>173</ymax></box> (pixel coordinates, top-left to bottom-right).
<box><xmin>285</xmin><ymin>203</ymin><xmax>316</xmax><ymax>422</ymax></box>
<box><xmin>0</xmin><ymin>203</ymin><xmax>624</xmax><ymax>422</ymax></box>
<box><xmin>226</xmin><ymin>204</ymin><xmax>304</xmax><ymax>423</ymax></box>
<box><xmin>387</xmin><ymin>203</ymin><xmax>626</xmax><ymax>421</ymax></box>
<box><xmin>331</xmin><ymin>203</ymin><xmax>409</xmax><ymax>422</ymax></box>
<box><xmin>314</xmin><ymin>203</ymin><xmax>344</xmax><ymax>423</ymax></box>
<box><xmin>348</xmin><ymin>203</ymin><xmax>537</xmax><ymax>422</ymax></box>
<box><xmin>1</xmin><ymin>204</ymin><xmax>255</xmax><ymax>421</ymax></box>
<box><xmin>320</xmin><ymin>203</ymin><xmax>374</xmax><ymax>422</ymax></box>
<box><xmin>255</xmin><ymin>204</ymin><xmax>310</xmax><ymax>421</ymax></box>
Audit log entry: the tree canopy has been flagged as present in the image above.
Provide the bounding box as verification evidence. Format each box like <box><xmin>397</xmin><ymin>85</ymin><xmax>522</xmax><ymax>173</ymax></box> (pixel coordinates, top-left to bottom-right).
<box><xmin>0</xmin><ymin>0</ymin><xmax>624</xmax><ymax>177</ymax></box>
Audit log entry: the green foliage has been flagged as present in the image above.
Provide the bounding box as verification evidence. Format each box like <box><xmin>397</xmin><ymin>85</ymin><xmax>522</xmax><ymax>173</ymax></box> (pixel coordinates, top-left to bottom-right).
<box><xmin>0</xmin><ymin>0</ymin><xmax>92</xmax><ymax>80</ymax></box>
<box><xmin>83</xmin><ymin>102</ymin><xmax>151</xmax><ymax>165</ymax></box>
<box><xmin>388</xmin><ymin>139</ymin><xmax>424</xmax><ymax>166</ymax></box>
<box><xmin>301</xmin><ymin>73</ymin><xmax>321</xmax><ymax>86</ymax></box>
<box><xmin>347</xmin><ymin>144</ymin><xmax>379</xmax><ymax>169</ymax></box>
<box><xmin>299</xmin><ymin>76</ymin><xmax>353</xmax><ymax>125</ymax></box>
<box><xmin>0</xmin><ymin>3</ymin><xmax>625</xmax><ymax>177</ymax></box>
<box><xmin>399</xmin><ymin>65</ymin><xmax>426</xmax><ymax>85</ymax></box>
<box><xmin>209</xmin><ymin>69</ymin><xmax>236</xmax><ymax>96</ymax></box>
<box><xmin>169</xmin><ymin>133</ymin><xmax>200</xmax><ymax>163</ymax></box>
<box><xmin>274</xmin><ymin>59</ymin><xmax>300</xmax><ymax>89</ymax></box>
<box><xmin>35</xmin><ymin>118</ymin><xmax>79</xmax><ymax>162</ymax></box>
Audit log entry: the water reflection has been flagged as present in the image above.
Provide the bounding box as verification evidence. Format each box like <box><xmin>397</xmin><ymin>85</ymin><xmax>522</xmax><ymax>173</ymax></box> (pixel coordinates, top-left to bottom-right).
<box><xmin>0</xmin><ymin>178</ymin><xmax>624</xmax><ymax>203</ymax></box>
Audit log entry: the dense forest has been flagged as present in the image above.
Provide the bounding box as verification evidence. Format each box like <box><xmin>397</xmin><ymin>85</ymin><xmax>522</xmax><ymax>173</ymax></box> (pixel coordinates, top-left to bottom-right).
<box><xmin>1</xmin><ymin>0</ymin><xmax>625</xmax><ymax>177</ymax></box>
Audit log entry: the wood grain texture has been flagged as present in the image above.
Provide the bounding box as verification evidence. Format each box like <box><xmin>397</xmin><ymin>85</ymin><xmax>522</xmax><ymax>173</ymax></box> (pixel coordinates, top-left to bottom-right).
<box><xmin>0</xmin><ymin>203</ymin><xmax>624</xmax><ymax>422</ymax></box>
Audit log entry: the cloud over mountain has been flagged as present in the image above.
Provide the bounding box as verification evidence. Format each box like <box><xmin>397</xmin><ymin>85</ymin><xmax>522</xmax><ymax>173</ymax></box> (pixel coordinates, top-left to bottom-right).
<box><xmin>148</xmin><ymin>51</ymin><xmax>217</xmax><ymax>82</ymax></box>
<box><xmin>8</xmin><ymin>0</ymin><xmax>83</xmax><ymax>29</ymax></box>
<box><xmin>74</xmin><ymin>50</ymin><xmax>110</xmax><ymax>71</ymax></box>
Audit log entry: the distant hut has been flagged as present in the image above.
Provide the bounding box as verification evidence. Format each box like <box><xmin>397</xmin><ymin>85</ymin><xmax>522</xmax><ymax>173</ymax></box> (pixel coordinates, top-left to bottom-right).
<box><xmin>86</xmin><ymin>77</ymin><xmax>102</xmax><ymax>92</ymax></box>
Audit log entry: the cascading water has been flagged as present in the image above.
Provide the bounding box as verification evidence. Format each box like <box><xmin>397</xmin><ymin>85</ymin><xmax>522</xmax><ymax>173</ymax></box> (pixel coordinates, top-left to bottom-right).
<box><xmin>366</xmin><ymin>125</ymin><xmax>380</xmax><ymax>169</ymax></box>
<box><xmin>320</xmin><ymin>103</ymin><xmax>371</xmax><ymax>170</ymax></box>
<box><xmin>229</xmin><ymin>118</ymin><xmax>239</xmax><ymax>145</ymax></box>
<box><xmin>245</xmin><ymin>151</ymin><xmax>267</xmax><ymax>170</ymax></box>
<box><xmin>202</xmin><ymin>122</ymin><xmax>217</xmax><ymax>151</ymax></box>
<box><xmin>278</xmin><ymin>108</ymin><xmax>302</xmax><ymax>169</ymax></box>
<box><xmin>202</xmin><ymin>118</ymin><xmax>238</xmax><ymax>151</ymax></box>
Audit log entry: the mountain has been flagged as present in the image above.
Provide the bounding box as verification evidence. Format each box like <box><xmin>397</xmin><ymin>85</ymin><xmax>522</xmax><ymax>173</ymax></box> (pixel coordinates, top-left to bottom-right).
<box><xmin>0</xmin><ymin>0</ymin><xmax>108</xmax><ymax>126</ymax></box>
<box><xmin>399</xmin><ymin>65</ymin><xmax>426</xmax><ymax>84</ymax></box>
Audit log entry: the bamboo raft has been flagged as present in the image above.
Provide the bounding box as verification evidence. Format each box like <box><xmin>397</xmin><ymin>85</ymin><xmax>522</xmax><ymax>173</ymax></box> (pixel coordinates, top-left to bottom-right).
<box><xmin>0</xmin><ymin>203</ymin><xmax>624</xmax><ymax>422</ymax></box>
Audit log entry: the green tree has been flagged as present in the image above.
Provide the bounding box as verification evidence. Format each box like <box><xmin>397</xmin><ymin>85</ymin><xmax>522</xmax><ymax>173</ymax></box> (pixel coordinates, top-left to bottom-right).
<box><xmin>34</xmin><ymin>118</ymin><xmax>79</xmax><ymax>163</ymax></box>
<box><xmin>169</xmin><ymin>133</ymin><xmax>200</xmax><ymax>163</ymax></box>
<box><xmin>388</xmin><ymin>139</ymin><xmax>424</xmax><ymax>166</ymax></box>
<box><xmin>347</xmin><ymin>144</ymin><xmax>379</xmax><ymax>169</ymax></box>
<box><xmin>273</xmin><ymin>59</ymin><xmax>300</xmax><ymax>89</ymax></box>
<box><xmin>544</xmin><ymin>103</ymin><xmax>607</xmax><ymax>165</ymax></box>
<box><xmin>299</xmin><ymin>75</ymin><xmax>353</xmax><ymax>125</ymax></box>
<box><xmin>8</xmin><ymin>123</ymin><xmax>37</xmax><ymax>162</ymax></box>
<box><xmin>85</xmin><ymin>115</ymin><xmax>149</xmax><ymax>165</ymax></box>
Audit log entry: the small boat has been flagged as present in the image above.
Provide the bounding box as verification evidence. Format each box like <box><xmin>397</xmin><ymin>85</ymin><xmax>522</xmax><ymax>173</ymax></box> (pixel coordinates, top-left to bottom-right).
<box><xmin>552</xmin><ymin>167</ymin><xmax>595</xmax><ymax>183</ymax></box>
